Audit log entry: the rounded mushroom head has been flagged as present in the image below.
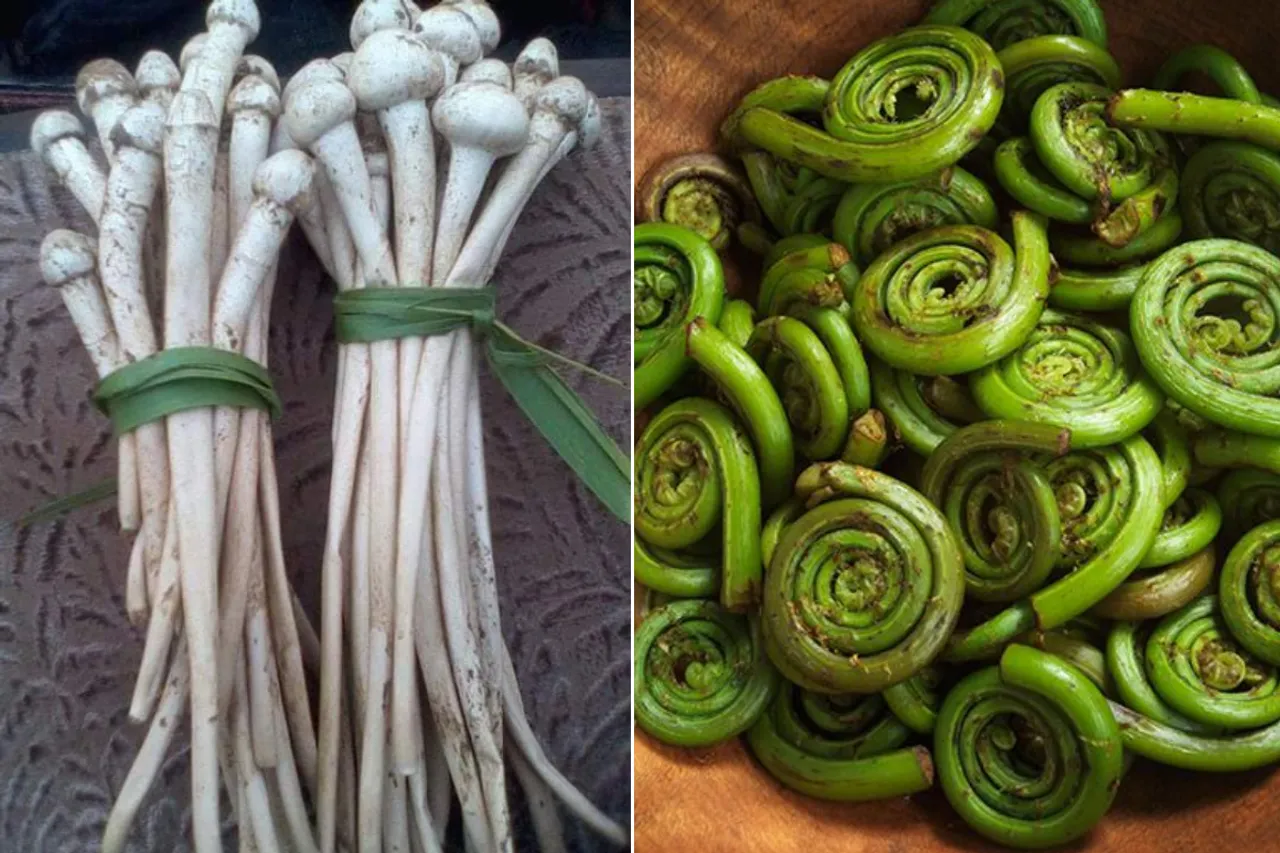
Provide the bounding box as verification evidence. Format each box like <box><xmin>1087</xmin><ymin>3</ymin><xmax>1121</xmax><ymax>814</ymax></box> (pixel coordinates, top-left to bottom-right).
<box><xmin>535</xmin><ymin>76</ymin><xmax>589</xmax><ymax>128</ymax></box>
<box><xmin>444</xmin><ymin>0</ymin><xmax>500</xmax><ymax>54</ymax></box>
<box><xmin>40</xmin><ymin>229</ymin><xmax>97</xmax><ymax>287</ymax></box>
<box><xmin>578</xmin><ymin>92</ymin><xmax>602</xmax><ymax>149</ymax></box>
<box><xmin>432</xmin><ymin>81</ymin><xmax>528</xmax><ymax>157</ymax></box>
<box><xmin>349</xmin><ymin>30</ymin><xmax>444</xmax><ymax>111</ymax></box>
<box><xmin>281</xmin><ymin>59</ymin><xmax>344</xmax><ymax>105</ymax></box>
<box><xmin>135</xmin><ymin>51</ymin><xmax>180</xmax><ymax>97</ymax></box>
<box><xmin>207</xmin><ymin>0</ymin><xmax>262</xmax><ymax>41</ymax></box>
<box><xmin>350</xmin><ymin>0</ymin><xmax>412</xmax><ymax>48</ymax></box>
<box><xmin>235</xmin><ymin>55</ymin><xmax>280</xmax><ymax>92</ymax></box>
<box><xmin>459</xmin><ymin>58</ymin><xmax>510</xmax><ymax>88</ymax></box>
<box><xmin>111</xmin><ymin>102</ymin><xmax>167</xmax><ymax>155</ymax></box>
<box><xmin>166</xmin><ymin>90</ymin><xmax>219</xmax><ymax>134</ymax></box>
<box><xmin>180</xmin><ymin>33</ymin><xmax>209</xmax><ymax>73</ymax></box>
<box><xmin>284</xmin><ymin>79</ymin><xmax>358</xmax><ymax>147</ymax></box>
<box><xmin>514</xmin><ymin>38</ymin><xmax>557</xmax><ymax>91</ymax></box>
<box><xmin>229</xmin><ymin>75</ymin><xmax>281</xmax><ymax>121</ymax></box>
<box><xmin>331</xmin><ymin>52</ymin><xmax>354</xmax><ymax>78</ymax></box>
<box><xmin>75</xmin><ymin>59</ymin><xmax>137</xmax><ymax>114</ymax></box>
<box><xmin>413</xmin><ymin>6</ymin><xmax>483</xmax><ymax>72</ymax></box>
<box><xmin>30</xmin><ymin>110</ymin><xmax>87</xmax><ymax>158</ymax></box>
<box><xmin>253</xmin><ymin>149</ymin><xmax>315</xmax><ymax>211</ymax></box>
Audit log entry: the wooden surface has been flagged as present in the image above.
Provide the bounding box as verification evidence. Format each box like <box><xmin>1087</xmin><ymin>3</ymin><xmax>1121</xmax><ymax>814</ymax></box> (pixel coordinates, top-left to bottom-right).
<box><xmin>634</xmin><ymin>0</ymin><xmax>1280</xmax><ymax>851</ymax></box>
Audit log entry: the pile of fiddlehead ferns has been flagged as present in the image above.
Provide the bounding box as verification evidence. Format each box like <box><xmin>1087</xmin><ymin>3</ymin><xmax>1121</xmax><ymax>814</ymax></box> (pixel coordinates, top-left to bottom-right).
<box><xmin>635</xmin><ymin>0</ymin><xmax>1280</xmax><ymax>847</ymax></box>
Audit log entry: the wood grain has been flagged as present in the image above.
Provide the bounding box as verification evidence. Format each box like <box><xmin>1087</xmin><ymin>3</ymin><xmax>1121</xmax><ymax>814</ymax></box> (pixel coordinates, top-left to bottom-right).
<box><xmin>634</xmin><ymin>1</ymin><xmax>1280</xmax><ymax>850</ymax></box>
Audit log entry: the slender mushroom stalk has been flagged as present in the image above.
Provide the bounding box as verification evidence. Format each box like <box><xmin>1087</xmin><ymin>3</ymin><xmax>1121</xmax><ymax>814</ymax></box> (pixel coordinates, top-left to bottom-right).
<box><xmin>76</xmin><ymin>59</ymin><xmax>138</xmax><ymax>162</ymax></box>
<box><xmin>430</xmin><ymin>75</ymin><xmax>528</xmax><ymax>282</ymax></box>
<box><xmin>162</xmin><ymin>89</ymin><xmax>223</xmax><ymax>853</ymax></box>
<box><xmin>413</xmin><ymin>5</ymin><xmax>483</xmax><ymax>87</ymax></box>
<box><xmin>30</xmin><ymin>111</ymin><xmax>108</xmax><ymax>224</ymax></box>
<box><xmin>350</xmin><ymin>0</ymin><xmax>413</xmax><ymax>47</ymax></box>
<box><xmin>512</xmin><ymin>38</ymin><xmax>557</xmax><ymax>110</ymax></box>
<box><xmin>180</xmin><ymin>0</ymin><xmax>262</xmax><ymax>122</ymax></box>
<box><xmin>179</xmin><ymin>33</ymin><xmax>210</xmax><ymax>76</ymax></box>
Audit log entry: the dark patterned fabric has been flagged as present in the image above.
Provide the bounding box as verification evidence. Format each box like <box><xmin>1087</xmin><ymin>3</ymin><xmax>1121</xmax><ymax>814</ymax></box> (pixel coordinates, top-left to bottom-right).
<box><xmin>0</xmin><ymin>98</ymin><xmax>630</xmax><ymax>852</ymax></box>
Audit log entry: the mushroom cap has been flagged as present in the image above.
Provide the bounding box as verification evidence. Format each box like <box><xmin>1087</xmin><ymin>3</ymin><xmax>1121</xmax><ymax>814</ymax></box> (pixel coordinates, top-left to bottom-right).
<box><xmin>111</xmin><ymin>102</ymin><xmax>167</xmax><ymax>154</ymax></box>
<box><xmin>207</xmin><ymin>0</ymin><xmax>262</xmax><ymax>40</ymax></box>
<box><xmin>229</xmin><ymin>74</ymin><xmax>281</xmax><ymax>119</ymax></box>
<box><xmin>166</xmin><ymin>90</ymin><xmax>219</xmax><ymax>131</ymax></box>
<box><xmin>349</xmin><ymin>30</ymin><xmax>444</xmax><ymax>110</ymax></box>
<box><xmin>235</xmin><ymin>55</ymin><xmax>280</xmax><ymax>92</ymax></box>
<box><xmin>282</xmin><ymin>59</ymin><xmax>344</xmax><ymax>104</ymax></box>
<box><xmin>252</xmin><ymin>149</ymin><xmax>315</xmax><ymax>210</ymax></box>
<box><xmin>30</xmin><ymin>110</ymin><xmax>86</xmax><ymax>157</ymax></box>
<box><xmin>180</xmin><ymin>34</ymin><xmax>209</xmax><ymax>73</ymax></box>
<box><xmin>135</xmin><ymin>51</ymin><xmax>180</xmax><ymax>95</ymax></box>
<box><xmin>514</xmin><ymin>37</ymin><xmax>558</xmax><ymax>84</ymax></box>
<box><xmin>535</xmin><ymin>76</ymin><xmax>590</xmax><ymax>127</ymax></box>
<box><xmin>578</xmin><ymin>93</ymin><xmax>602</xmax><ymax>149</ymax></box>
<box><xmin>350</xmin><ymin>0</ymin><xmax>412</xmax><ymax>49</ymax></box>
<box><xmin>459</xmin><ymin>58</ymin><xmax>510</xmax><ymax>88</ymax></box>
<box><xmin>40</xmin><ymin>229</ymin><xmax>97</xmax><ymax>287</ymax></box>
<box><xmin>413</xmin><ymin>6</ymin><xmax>483</xmax><ymax>67</ymax></box>
<box><xmin>331</xmin><ymin>52</ymin><xmax>354</xmax><ymax>77</ymax></box>
<box><xmin>75</xmin><ymin>59</ymin><xmax>137</xmax><ymax>113</ymax></box>
<box><xmin>432</xmin><ymin>81</ymin><xmax>528</xmax><ymax>156</ymax></box>
<box><xmin>284</xmin><ymin>79</ymin><xmax>358</xmax><ymax>147</ymax></box>
<box><xmin>445</xmin><ymin>0</ymin><xmax>500</xmax><ymax>54</ymax></box>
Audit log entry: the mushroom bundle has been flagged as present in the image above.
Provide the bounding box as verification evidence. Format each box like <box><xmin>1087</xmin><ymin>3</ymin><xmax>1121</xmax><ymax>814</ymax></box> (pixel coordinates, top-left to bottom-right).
<box><xmin>35</xmin><ymin>1</ymin><xmax>326</xmax><ymax>851</ymax></box>
<box><xmin>280</xmin><ymin>2</ymin><xmax>628</xmax><ymax>852</ymax></box>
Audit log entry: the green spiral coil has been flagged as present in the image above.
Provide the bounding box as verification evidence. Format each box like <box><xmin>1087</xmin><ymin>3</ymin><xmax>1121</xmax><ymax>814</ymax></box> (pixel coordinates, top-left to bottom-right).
<box><xmin>634</xmin><ymin>223</ymin><xmax>726</xmax><ymax>409</ymax></box>
<box><xmin>831</xmin><ymin>167</ymin><xmax>998</xmax><ymax>267</ymax></box>
<box><xmin>934</xmin><ymin>644</ymin><xmax>1122</xmax><ymax>849</ymax></box>
<box><xmin>870</xmin><ymin>358</ymin><xmax>984</xmax><ymax>455</ymax></box>
<box><xmin>762</xmin><ymin>462</ymin><xmax>965</xmax><ymax>693</ymax></box>
<box><xmin>997</xmin><ymin>35</ymin><xmax>1120</xmax><ymax>130</ymax></box>
<box><xmin>635</xmin><ymin>598</ymin><xmax>779</xmax><ymax>747</ymax></box>
<box><xmin>1131</xmin><ymin>238</ymin><xmax>1280</xmax><ymax>436</ymax></box>
<box><xmin>1180</xmin><ymin>141</ymin><xmax>1280</xmax><ymax>255</ymax></box>
<box><xmin>851</xmin><ymin>210</ymin><xmax>1050</xmax><ymax>376</ymax></box>
<box><xmin>723</xmin><ymin>26</ymin><xmax>1005</xmax><ymax>184</ymax></box>
<box><xmin>634</xmin><ymin>396</ymin><xmax>763</xmax><ymax>609</ymax></box>
<box><xmin>1221</xmin><ymin>519</ymin><xmax>1280</xmax><ymax>667</ymax></box>
<box><xmin>758</xmin><ymin>241</ymin><xmax>858</xmax><ymax>318</ymax></box>
<box><xmin>1219</xmin><ymin>469</ymin><xmax>1280</xmax><ymax>542</ymax></box>
<box><xmin>971</xmin><ymin>309</ymin><xmax>1163</xmax><ymax>448</ymax></box>
<box><xmin>741</xmin><ymin>151</ymin><xmax>848</xmax><ymax>237</ymax></box>
<box><xmin>923</xmin><ymin>0</ymin><xmax>1107</xmax><ymax>51</ymax></box>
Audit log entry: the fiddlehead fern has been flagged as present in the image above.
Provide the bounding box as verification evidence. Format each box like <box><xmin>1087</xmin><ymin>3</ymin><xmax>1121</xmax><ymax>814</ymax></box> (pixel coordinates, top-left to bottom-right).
<box><xmin>921</xmin><ymin>420</ymin><xmax>1069</xmax><ymax>603</ymax></box>
<box><xmin>1218</xmin><ymin>470</ymin><xmax>1280</xmax><ymax>541</ymax></box>
<box><xmin>1146</xmin><ymin>408</ymin><xmax>1193</xmax><ymax>507</ymax></box>
<box><xmin>1051</xmin><ymin>209</ymin><xmax>1184</xmax><ymax>266</ymax></box>
<box><xmin>1048</xmin><ymin>263</ymin><xmax>1147</xmax><ymax>311</ymax></box>
<box><xmin>842</xmin><ymin>409</ymin><xmax>892</xmax><ymax>469</ymax></box>
<box><xmin>741</xmin><ymin>151</ymin><xmax>848</xmax><ymax>237</ymax></box>
<box><xmin>1152</xmin><ymin>45</ymin><xmax>1262</xmax><ymax>105</ymax></box>
<box><xmin>934</xmin><ymin>644</ymin><xmax>1122</xmax><ymax>849</ymax></box>
<box><xmin>1109</xmin><ymin>701</ymin><xmax>1280</xmax><ymax>772</ymax></box>
<box><xmin>831</xmin><ymin>167</ymin><xmax>998</xmax><ymax>267</ymax></box>
<box><xmin>971</xmin><ymin>309</ymin><xmax>1163</xmax><ymax>448</ymax></box>
<box><xmin>758</xmin><ymin>241</ymin><xmax>858</xmax><ymax>318</ymax></box>
<box><xmin>1106</xmin><ymin>89</ymin><xmax>1280</xmax><ymax>149</ymax></box>
<box><xmin>1220</xmin><ymin>519</ymin><xmax>1280</xmax><ymax>666</ymax></box>
<box><xmin>717</xmin><ymin>298</ymin><xmax>756</xmax><ymax>349</ymax></box>
<box><xmin>947</xmin><ymin>435</ymin><xmax>1164</xmax><ymax>660</ymax></box>
<box><xmin>634</xmin><ymin>397</ymin><xmax>762</xmax><ymax>609</ymax></box>
<box><xmin>994</xmin><ymin>136</ymin><xmax>1092</xmax><ymax>223</ymax></box>
<box><xmin>851</xmin><ymin>211</ymin><xmax>1050</xmax><ymax>376</ymax></box>
<box><xmin>1180</xmin><ymin>141</ymin><xmax>1280</xmax><ymax>255</ymax></box>
<box><xmin>747</xmin><ymin>682</ymin><xmax>933</xmax><ymax>801</ymax></box>
<box><xmin>1140</xmin><ymin>488</ymin><xmax>1222</xmax><ymax>569</ymax></box>
<box><xmin>637</xmin><ymin>153</ymin><xmax>761</xmax><ymax>251</ymax></box>
<box><xmin>997</xmin><ymin>35</ymin><xmax>1120</xmax><ymax>130</ymax></box>
<box><xmin>1142</xmin><ymin>595</ymin><xmax>1280</xmax><ymax>730</ymax></box>
<box><xmin>762</xmin><ymin>462</ymin><xmax>965</xmax><ymax>693</ymax></box>
<box><xmin>723</xmin><ymin>27</ymin><xmax>1005</xmax><ymax>184</ymax></box>
<box><xmin>1105</xmin><ymin>619</ymin><xmax>1218</xmax><ymax>732</ymax></box>
<box><xmin>1130</xmin><ymin>238</ymin><xmax>1280</xmax><ymax>436</ymax></box>
<box><xmin>923</xmin><ymin>0</ymin><xmax>1107</xmax><ymax>50</ymax></box>
<box><xmin>634</xmin><ymin>223</ymin><xmax>725</xmax><ymax>409</ymax></box>
<box><xmin>634</xmin><ymin>538</ymin><xmax>719</xmax><ymax>601</ymax></box>
<box><xmin>685</xmin><ymin>318</ymin><xmax>795</xmax><ymax>510</ymax></box>
<box><xmin>635</xmin><ymin>598</ymin><xmax>779</xmax><ymax>747</ymax></box>
<box><xmin>883</xmin><ymin>667</ymin><xmax>944</xmax><ymax>734</ymax></box>
<box><xmin>1093</xmin><ymin>546</ymin><xmax>1215</xmax><ymax>621</ymax></box>
<box><xmin>870</xmin><ymin>358</ymin><xmax>983</xmax><ymax>455</ymax></box>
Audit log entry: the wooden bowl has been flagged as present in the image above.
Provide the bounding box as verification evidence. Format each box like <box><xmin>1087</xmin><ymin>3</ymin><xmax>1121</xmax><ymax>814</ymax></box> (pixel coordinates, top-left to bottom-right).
<box><xmin>634</xmin><ymin>1</ymin><xmax>1280</xmax><ymax>850</ymax></box>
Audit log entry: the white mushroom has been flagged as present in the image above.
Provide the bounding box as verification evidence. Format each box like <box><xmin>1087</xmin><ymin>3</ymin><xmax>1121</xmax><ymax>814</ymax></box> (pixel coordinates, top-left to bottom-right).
<box><xmin>281</xmin><ymin>57</ymin><xmax>345</xmax><ymax>106</ymax></box>
<box><xmin>180</xmin><ymin>0</ymin><xmax>262</xmax><ymax>126</ymax></box>
<box><xmin>179</xmin><ymin>33</ymin><xmax>210</xmax><ymax>75</ymax></box>
<box><xmin>350</xmin><ymin>0</ymin><xmax>413</xmax><ymax>48</ymax></box>
<box><xmin>236</xmin><ymin>54</ymin><xmax>280</xmax><ymax>92</ymax></box>
<box><xmin>459</xmin><ymin>57</ymin><xmax>511</xmax><ymax>87</ymax></box>
<box><xmin>161</xmin><ymin>89</ymin><xmax>223</xmax><ymax>853</ymax></box>
<box><xmin>512</xmin><ymin>38</ymin><xmax>558</xmax><ymax>111</ymax></box>
<box><xmin>444</xmin><ymin>0</ymin><xmax>500</xmax><ymax>57</ymax></box>
<box><xmin>136</xmin><ymin>50</ymin><xmax>181</xmax><ymax>114</ymax></box>
<box><xmin>30</xmin><ymin>110</ymin><xmax>107</xmax><ymax>224</ymax></box>
<box><xmin>430</xmin><ymin>75</ymin><xmax>529</xmax><ymax>282</ymax></box>
<box><xmin>332</xmin><ymin>51</ymin><xmax>355</xmax><ymax>79</ymax></box>
<box><xmin>413</xmin><ymin>5</ymin><xmax>482</xmax><ymax>87</ymax></box>
<box><xmin>76</xmin><ymin>59</ymin><xmax>138</xmax><ymax>162</ymax></box>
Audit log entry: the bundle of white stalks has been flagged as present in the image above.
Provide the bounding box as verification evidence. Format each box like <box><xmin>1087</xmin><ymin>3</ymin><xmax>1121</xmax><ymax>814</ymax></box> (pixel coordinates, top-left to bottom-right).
<box><xmin>278</xmin><ymin>1</ymin><xmax>626</xmax><ymax>852</ymax></box>
<box><xmin>35</xmin><ymin>1</ymin><xmax>328</xmax><ymax>851</ymax></box>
